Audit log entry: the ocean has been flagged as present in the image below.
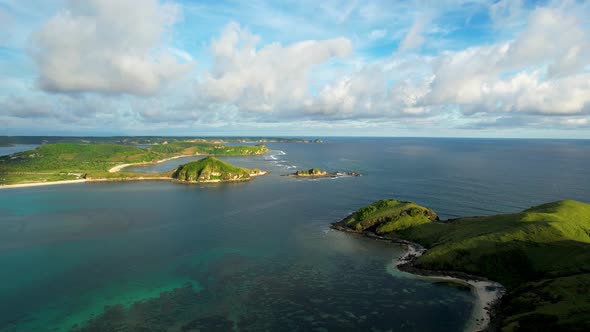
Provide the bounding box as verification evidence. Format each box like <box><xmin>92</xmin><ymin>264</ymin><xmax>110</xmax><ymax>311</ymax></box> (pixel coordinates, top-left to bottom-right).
<box><xmin>1</xmin><ymin>138</ymin><xmax>589</xmax><ymax>331</ymax></box>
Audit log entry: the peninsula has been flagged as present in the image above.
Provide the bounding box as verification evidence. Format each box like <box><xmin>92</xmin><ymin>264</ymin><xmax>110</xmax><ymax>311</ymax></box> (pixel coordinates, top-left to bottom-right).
<box><xmin>332</xmin><ymin>199</ymin><xmax>590</xmax><ymax>331</ymax></box>
<box><xmin>0</xmin><ymin>142</ymin><xmax>268</xmax><ymax>187</ymax></box>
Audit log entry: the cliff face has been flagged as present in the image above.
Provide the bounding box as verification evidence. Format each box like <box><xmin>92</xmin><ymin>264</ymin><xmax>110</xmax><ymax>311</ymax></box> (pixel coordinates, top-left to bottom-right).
<box><xmin>172</xmin><ymin>157</ymin><xmax>252</xmax><ymax>182</ymax></box>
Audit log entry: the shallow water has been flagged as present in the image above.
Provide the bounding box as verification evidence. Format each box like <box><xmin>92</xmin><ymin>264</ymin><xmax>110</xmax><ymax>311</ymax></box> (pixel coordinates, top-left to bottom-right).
<box><xmin>0</xmin><ymin>144</ymin><xmax>40</xmax><ymax>156</ymax></box>
<box><xmin>1</xmin><ymin>138</ymin><xmax>589</xmax><ymax>331</ymax></box>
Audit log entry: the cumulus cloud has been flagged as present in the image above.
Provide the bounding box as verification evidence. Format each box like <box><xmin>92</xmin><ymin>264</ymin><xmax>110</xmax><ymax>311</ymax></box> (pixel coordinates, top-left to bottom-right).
<box><xmin>305</xmin><ymin>65</ymin><xmax>387</xmax><ymax>116</ymax></box>
<box><xmin>32</xmin><ymin>0</ymin><xmax>192</xmax><ymax>95</ymax></box>
<box><xmin>296</xmin><ymin>3</ymin><xmax>590</xmax><ymax>123</ymax></box>
<box><xmin>6</xmin><ymin>0</ymin><xmax>590</xmax><ymax>135</ymax></box>
<box><xmin>200</xmin><ymin>22</ymin><xmax>352</xmax><ymax>112</ymax></box>
<box><xmin>418</xmin><ymin>5</ymin><xmax>590</xmax><ymax>116</ymax></box>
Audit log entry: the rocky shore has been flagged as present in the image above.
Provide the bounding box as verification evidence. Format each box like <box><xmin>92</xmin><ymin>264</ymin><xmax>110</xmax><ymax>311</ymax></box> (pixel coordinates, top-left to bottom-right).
<box><xmin>286</xmin><ymin>169</ymin><xmax>361</xmax><ymax>178</ymax></box>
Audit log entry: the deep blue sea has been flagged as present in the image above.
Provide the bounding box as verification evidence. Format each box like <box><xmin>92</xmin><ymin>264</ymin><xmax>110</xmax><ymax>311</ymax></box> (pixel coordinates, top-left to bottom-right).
<box><xmin>1</xmin><ymin>138</ymin><xmax>589</xmax><ymax>331</ymax></box>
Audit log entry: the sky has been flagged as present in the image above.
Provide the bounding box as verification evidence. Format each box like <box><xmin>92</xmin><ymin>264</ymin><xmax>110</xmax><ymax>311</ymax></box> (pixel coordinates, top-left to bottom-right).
<box><xmin>0</xmin><ymin>0</ymin><xmax>589</xmax><ymax>138</ymax></box>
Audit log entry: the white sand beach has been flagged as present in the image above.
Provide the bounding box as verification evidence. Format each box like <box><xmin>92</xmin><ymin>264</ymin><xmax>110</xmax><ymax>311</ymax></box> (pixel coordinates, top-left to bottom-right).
<box><xmin>396</xmin><ymin>243</ymin><xmax>506</xmax><ymax>332</ymax></box>
<box><xmin>0</xmin><ymin>179</ymin><xmax>87</xmax><ymax>189</ymax></box>
<box><xmin>108</xmin><ymin>154</ymin><xmax>194</xmax><ymax>173</ymax></box>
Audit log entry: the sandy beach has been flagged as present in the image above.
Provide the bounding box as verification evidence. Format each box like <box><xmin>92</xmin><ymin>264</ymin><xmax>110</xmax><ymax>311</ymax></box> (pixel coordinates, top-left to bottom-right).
<box><xmin>108</xmin><ymin>154</ymin><xmax>194</xmax><ymax>173</ymax></box>
<box><xmin>396</xmin><ymin>242</ymin><xmax>505</xmax><ymax>332</ymax></box>
<box><xmin>0</xmin><ymin>179</ymin><xmax>87</xmax><ymax>189</ymax></box>
<box><xmin>2</xmin><ymin>155</ymin><xmax>266</xmax><ymax>189</ymax></box>
<box><xmin>329</xmin><ymin>225</ymin><xmax>506</xmax><ymax>332</ymax></box>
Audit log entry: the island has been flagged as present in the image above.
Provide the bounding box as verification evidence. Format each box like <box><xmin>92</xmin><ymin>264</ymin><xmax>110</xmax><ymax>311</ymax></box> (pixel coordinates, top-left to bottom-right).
<box><xmin>172</xmin><ymin>157</ymin><xmax>265</xmax><ymax>183</ymax></box>
<box><xmin>332</xmin><ymin>199</ymin><xmax>590</xmax><ymax>332</ymax></box>
<box><xmin>0</xmin><ymin>142</ymin><xmax>268</xmax><ymax>187</ymax></box>
<box><xmin>288</xmin><ymin>168</ymin><xmax>361</xmax><ymax>178</ymax></box>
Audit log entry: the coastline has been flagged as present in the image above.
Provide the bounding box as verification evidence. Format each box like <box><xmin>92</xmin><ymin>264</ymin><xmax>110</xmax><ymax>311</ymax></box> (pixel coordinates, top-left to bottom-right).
<box><xmin>396</xmin><ymin>242</ymin><xmax>505</xmax><ymax>332</ymax></box>
<box><xmin>0</xmin><ymin>171</ymin><xmax>269</xmax><ymax>189</ymax></box>
<box><xmin>0</xmin><ymin>179</ymin><xmax>87</xmax><ymax>189</ymax></box>
<box><xmin>2</xmin><ymin>151</ymin><xmax>269</xmax><ymax>189</ymax></box>
<box><xmin>107</xmin><ymin>154</ymin><xmax>195</xmax><ymax>173</ymax></box>
<box><xmin>331</xmin><ymin>225</ymin><xmax>506</xmax><ymax>332</ymax></box>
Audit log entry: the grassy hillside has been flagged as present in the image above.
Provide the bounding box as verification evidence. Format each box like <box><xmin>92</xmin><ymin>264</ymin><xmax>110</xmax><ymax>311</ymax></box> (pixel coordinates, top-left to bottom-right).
<box><xmin>150</xmin><ymin>141</ymin><xmax>269</xmax><ymax>156</ymax></box>
<box><xmin>0</xmin><ymin>142</ymin><xmax>268</xmax><ymax>185</ymax></box>
<box><xmin>398</xmin><ymin>201</ymin><xmax>590</xmax><ymax>286</ymax></box>
<box><xmin>337</xmin><ymin>199</ymin><xmax>590</xmax><ymax>331</ymax></box>
<box><xmin>336</xmin><ymin>199</ymin><xmax>438</xmax><ymax>233</ymax></box>
<box><xmin>172</xmin><ymin>157</ymin><xmax>252</xmax><ymax>182</ymax></box>
<box><xmin>398</xmin><ymin>200</ymin><xmax>590</xmax><ymax>331</ymax></box>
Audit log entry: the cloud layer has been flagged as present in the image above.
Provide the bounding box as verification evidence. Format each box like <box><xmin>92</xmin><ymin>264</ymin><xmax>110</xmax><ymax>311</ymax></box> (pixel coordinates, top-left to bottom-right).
<box><xmin>1</xmin><ymin>0</ymin><xmax>589</xmax><ymax>136</ymax></box>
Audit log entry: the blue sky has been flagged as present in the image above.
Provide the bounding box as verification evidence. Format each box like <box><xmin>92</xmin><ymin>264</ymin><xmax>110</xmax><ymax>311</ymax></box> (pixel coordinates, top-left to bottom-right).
<box><xmin>0</xmin><ymin>0</ymin><xmax>589</xmax><ymax>137</ymax></box>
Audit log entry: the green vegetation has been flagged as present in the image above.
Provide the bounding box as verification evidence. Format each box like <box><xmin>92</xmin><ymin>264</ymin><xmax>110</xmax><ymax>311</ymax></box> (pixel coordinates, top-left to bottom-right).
<box><xmin>172</xmin><ymin>157</ymin><xmax>252</xmax><ymax>182</ymax></box>
<box><xmin>337</xmin><ymin>199</ymin><xmax>590</xmax><ymax>331</ymax></box>
<box><xmin>336</xmin><ymin>199</ymin><xmax>438</xmax><ymax>233</ymax></box>
<box><xmin>149</xmin><ymin>141</ymin><xmax>268</xmax><ymax>156</ymax></box>
<box><xmin>0</xmin><ymin>142</ymin><xmax>267</xmax><ymax>185</ymax></box>
<box><xmin>294</xmin><ymin>168</ymin><xmax>328</xmax><ymax>176</ymax></box>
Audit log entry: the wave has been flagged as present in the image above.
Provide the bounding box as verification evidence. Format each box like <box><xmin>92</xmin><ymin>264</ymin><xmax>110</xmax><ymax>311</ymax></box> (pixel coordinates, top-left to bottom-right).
<box><xmin>263</xmin><ymin>150</ymin><xmax>298</xmax><ymax>170</ymax></box>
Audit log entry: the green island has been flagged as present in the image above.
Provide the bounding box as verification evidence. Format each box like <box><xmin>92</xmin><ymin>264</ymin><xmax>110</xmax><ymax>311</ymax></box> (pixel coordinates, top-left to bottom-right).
<box><xmin>332</xmin><ymin>199</ymin><xmax>590</xmax><ymax>332</ymax></box>
<box><xmin>0</xmin><ymin>141</ymin><xmax>268</xmax><ymax>186</ymax></box>
<box><xmin>172</xmin><ymin>157</ymin><xmax>264</xmax><ymax>183</ymax></box>
<box><xmin>289</xmin><ymin>168</ymin><xmax>361</xmax><ymax>177</ymax></box>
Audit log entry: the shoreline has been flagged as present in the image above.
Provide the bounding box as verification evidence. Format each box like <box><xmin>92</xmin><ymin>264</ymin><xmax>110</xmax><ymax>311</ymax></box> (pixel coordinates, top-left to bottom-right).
<box><xmin>108</xmin><ymin>154</ymin><xmax>195</xmax><ymax>173</ymax></box>
<box><xmin>331</xmin><ymin>225</ymin><xmax>505</xmax><ymax>332</ymax></box>
<box><xmin>0</xmin><ymin>171</ymin><xmax>269</xmax><ymax>189</ymax></box>
<box><xmin>0</xmin><ymin>179</ymin><xmax>88</xmax><ymax>189</ymax></box>
<box><xmin>2</xmin><ymin>152</ymin><xmax>269</xmax><ymax>189</ymax></box>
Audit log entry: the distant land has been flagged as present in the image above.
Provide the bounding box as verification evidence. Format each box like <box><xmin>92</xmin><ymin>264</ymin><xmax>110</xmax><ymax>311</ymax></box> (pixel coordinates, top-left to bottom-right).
<box><xmin>0</xmin><ymin>141</ymin><xmax>269</xmax><ymax>186</ymax></box>
<box><xmin>0</xmin><ymin>136</ymin><xmax>320</xmax><ymax>146</ymax></box>
<box><xmin>332</xmin><ymin>199</ymin><xmax>590</xmax><ymax>331</ymax></box>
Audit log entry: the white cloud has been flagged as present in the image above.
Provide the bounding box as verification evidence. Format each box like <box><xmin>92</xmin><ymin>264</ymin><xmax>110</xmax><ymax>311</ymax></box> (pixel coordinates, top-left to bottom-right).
<box><xmin>32</xmin><ymin>0</ymin><xmax>193</xmax><ymax>95</ymax></box>
<box><xmin>5</xmin><ymin>0</ymin><xmax>590</xmax><ymax>135</ymax></box>
<box><xmin>417</xmin><ymin>4</ymin><xmax>590</xmax><ymax>116</ymax></box>
<box><xmin>201</xmin><ymin>22</ymin><xmax>352</xmax><ymax>112</ymax></box>
<box><xmin>368</xmin><ymin>29</ymin><xmax>387</xmax><ymax>40</ymax></box>
<box><xmin>305</xmin><ymin>66</ymin><xmax>387</xmax><ymax>116</ymax></box>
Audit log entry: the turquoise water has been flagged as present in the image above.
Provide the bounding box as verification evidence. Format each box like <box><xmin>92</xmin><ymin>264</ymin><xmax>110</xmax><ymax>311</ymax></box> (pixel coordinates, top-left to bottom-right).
<box><xmin>1</xmin><ymin>138</ymin><xmax>589</xmax><ymax>331</ymax></box>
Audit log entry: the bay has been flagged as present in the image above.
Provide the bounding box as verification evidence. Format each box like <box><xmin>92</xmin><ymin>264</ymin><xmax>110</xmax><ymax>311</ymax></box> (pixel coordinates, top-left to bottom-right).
<box><xmin>1</xmin><ymin>138</ymin><xmax>589</xmax><ymax>331</ymax></box>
